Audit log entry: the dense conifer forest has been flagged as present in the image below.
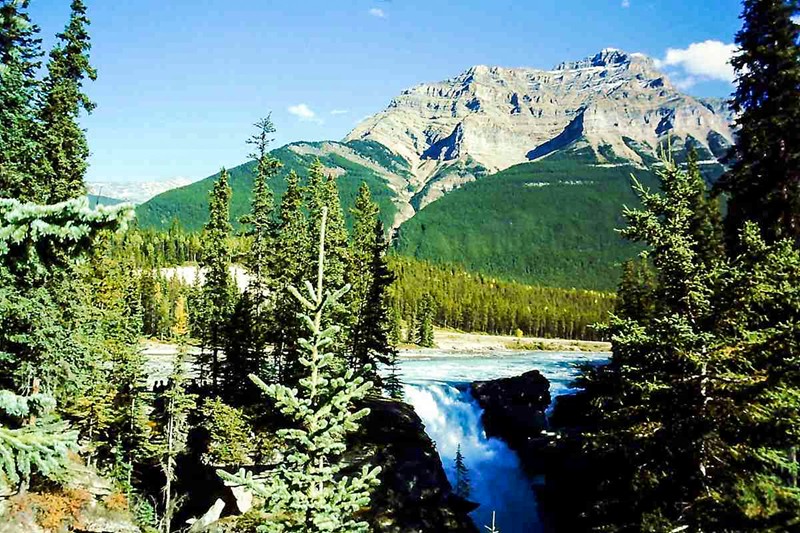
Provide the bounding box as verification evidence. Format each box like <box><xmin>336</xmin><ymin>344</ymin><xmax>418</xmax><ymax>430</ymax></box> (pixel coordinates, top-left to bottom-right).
<box><xmin>0</xmin><ymin>0</ymin><xmax>799</xmax><ymax>532</ymax></box>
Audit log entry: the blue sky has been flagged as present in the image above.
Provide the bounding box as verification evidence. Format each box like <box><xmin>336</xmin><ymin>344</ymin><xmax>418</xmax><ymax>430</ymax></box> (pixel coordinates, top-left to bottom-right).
<box><xmin>28</xmin><ymin>0</ymin><xmax>744</xmax><ymax>183</ymax></box>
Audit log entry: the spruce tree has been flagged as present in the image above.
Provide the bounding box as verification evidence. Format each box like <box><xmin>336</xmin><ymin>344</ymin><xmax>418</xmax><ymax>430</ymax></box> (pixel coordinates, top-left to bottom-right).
<box><xmin>198</xmin><ymin>169</ymin><xmax>234</xmax><ymax>393</ymax></box>
<box><xmin>348</xmin><ymin>184</ymin><xmax>396</xmax><ymax>385</ymax></box>
<box><xmin>307</xmin><ymin>159</ymin><xmax>349</xmax><ymax>292</ymax></box>
<box><xmin>0</xmin><ymin>388</ymin><xmax>79</xmax><ymax>493</ymax></box>
<box><xmin>238</xmin><ymin>115</ymin><xmax>281</xmax><ymax>388</ymax></box>
<box><xmin>38</xmin><ymin>0</ymin><xmax>97</xmax><ymax>203</ymax></box>
<box><xmin>0</xmin><ymin>0</ymin><xmax>46</xmax><ymax>201</ymax></box>
<box><xmin>579</xmin><ymin>157</ymin><xmax>800</xmax><ymax>531</ymax></box>
<box><xmin>454</xmin><ymin>444</ymin><xmax>471</xmax><ymax>500</ymax></box>
<box><xmin>271</xmin><ymin>170</ymin><xmax>310</xmax><ymax>384</ymax></box>
<box><xmin>416</xmin><ymin>294</ymin><xmax>436</xmax><ymax>348</ymax></box>
<box><xmin>218</xmin><ymin>207</ymin><xmax>381</xmax><ymax>532</ymax></box>
<box><xmin>719</xmin><ymin>0</ymin><xmax>800</xmax><ymax>246</ymax></box>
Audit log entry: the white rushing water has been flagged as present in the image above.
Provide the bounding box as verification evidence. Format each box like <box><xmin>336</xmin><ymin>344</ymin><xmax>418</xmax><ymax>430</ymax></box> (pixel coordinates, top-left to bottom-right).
<box><xmin>396</xmin><ymin>351</ymin><xmax>609</xmax><ymax>533</ymax></box>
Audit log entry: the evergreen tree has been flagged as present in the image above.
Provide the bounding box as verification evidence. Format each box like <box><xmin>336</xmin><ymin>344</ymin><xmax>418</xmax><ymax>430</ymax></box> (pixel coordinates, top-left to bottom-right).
<box><xmin>154</xmin><ymin>297</ymin><xmax>197</xmax><ymax>533</ymax></box>
<box><xmin>223</xmin><ymin>290</ymin><xmax>257</xmax><ymax>402</ymax></box>
<box><xmin>0</xmin><ymin>387</ymin><xmax>78</xmax><ymax>493</ymax></box>
<box><xmin>348</xmin><ymin>184</ymin><xmax>396</xmax><ymax>384</ymax></box>
<box><xmin>38</xmin><ymin>0</ymin><xmax>97</xmax><ymax>203</ymax></box>
<box><xmin>686</xmin><ymin>147</ymin><xmax>725</xmax><ymax>264</ymax></box>
<box><xmin>0</xmin><ymin>0</ymin><xmax>45</xmax><ymax>201</ymax></box>
<box><xmin>271</xmin><ymin>170</ymin><xmax>310</xmax><ymax>384</ymax></box>
<box><xmin>416</xmin><ymin>294</ymin><xmax>436</xmax><ymax>348</ymax></box>
<box><xmin>615</xmin><ymin>257</ymin><xmax>657</xmax><ymax>321</ymax></box>
<box><xmin>718</xmin><ymin>0</ymin><xmax>800</xmax><ymax>246</ymax></box>
<box><xmin>578</xmin><ymin>157</ymin><xmax>800</xmax><ymax>531</ymax></box>
<box><xmin>239</xmin><ymin>115</ymin><xmax>281</xmax><ymax>385</ymax></box>
<box><xmin>218</xmin><ymin>207</ymin><xmax>381</xmax><ymax>532</ymax></box>
<box><xmin>307</xmin><ymin>159</ymin><xmax>349</xmax><ymax>292</ymax></box>
<box><xmin>453</xmin><ymin>444</ymin><xmax>471</xmax><ymax>500</ymax></box>
<box><xmin>198</xmin><ymin>169</ymin><xmax>234</xmax><ymax>393</ymax></box>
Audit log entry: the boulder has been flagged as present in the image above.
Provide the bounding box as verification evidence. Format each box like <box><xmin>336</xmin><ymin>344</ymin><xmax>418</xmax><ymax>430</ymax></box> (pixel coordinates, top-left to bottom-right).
<box><xmin>470</xmin><ymin>369</ymin><xmax>551</xmax><ymax>451</ymax></box>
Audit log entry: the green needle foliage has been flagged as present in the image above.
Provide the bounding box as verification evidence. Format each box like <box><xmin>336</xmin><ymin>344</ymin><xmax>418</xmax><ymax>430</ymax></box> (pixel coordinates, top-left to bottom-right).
<box><xmin>719</xmin><ymin>0</ymin><xmax>800</xmax><ymax>247</ymax></box>
<box><xmin>218</xmin><ymin>207</ymin><xmax>381</xmax><ymax>532</ymax></box>
<box><xmin>415</xmin><ymin>294</ymin><xmax>436</xmax><ymax>348</ymax></box>
<box><xmin>454</xmin><ymin>444</ymin><xmax>471</xmax><ymax>500</ymax></box>
<box><xmin>198</xmin><ymin>168</ymin><xmax>234</xmax><ymax>393</ymax></box>
<box><xmin>38</xmin><ymin>0</ymin><xmax>96</xmax><ymax>202</ymax></box>
<box><xmin>0</xmin><ymin>0</ymin><xmax>46</xmax><ymax>202</ymax></box>
<box><xmin>0</xmin><ymin>389</ymin><xmax>78</xmax><ymax>492</ymax></box>
<box><xmin>578</xmin><ymin>155</ymin><xmax>800</xmax><ymax>532</ymax></box>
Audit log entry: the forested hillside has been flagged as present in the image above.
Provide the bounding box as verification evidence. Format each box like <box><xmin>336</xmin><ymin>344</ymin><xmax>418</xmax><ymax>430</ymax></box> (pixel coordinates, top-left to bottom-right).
<box><xmin>394</xmin><ymin>148</ymin><xmax>659</xmax><ymax>291</ymax></box>
<box><xmin>135</xmin><ymin>140</ymin><xmax>401</xmax><ymax>232</ymax></box>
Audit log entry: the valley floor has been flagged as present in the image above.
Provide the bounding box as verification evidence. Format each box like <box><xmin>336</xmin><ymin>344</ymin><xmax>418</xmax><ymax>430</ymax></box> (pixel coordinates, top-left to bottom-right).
<box><xmin>401</xmin><ymin>328</ymin><xmax>610</xmax><ymax>355</ymax></box>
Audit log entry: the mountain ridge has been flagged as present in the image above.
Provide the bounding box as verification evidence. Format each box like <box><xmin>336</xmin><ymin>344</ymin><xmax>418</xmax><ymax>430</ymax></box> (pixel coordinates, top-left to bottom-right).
<box><xmin>135</xmin><ymin>47</ymin><xmax>735</xmax><ymax>290</ymax></box>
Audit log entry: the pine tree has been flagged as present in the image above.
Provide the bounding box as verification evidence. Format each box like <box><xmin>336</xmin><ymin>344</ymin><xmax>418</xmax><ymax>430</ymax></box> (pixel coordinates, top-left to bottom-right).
<box><xmin>271</xmin><ymin>170</ymin><xmax>310</xmax><ymax>384</ymax></box>
<box><xmin>718</xmin><ymin>0</ymin><xmax>800</xmax><ymax>246</ymax></box>
<box><xmin>239</xmin><ymin>115</ymin><xmax>282</xmax><ymax>386</ymax></box>
<box><xmin>0</xmin><ymin>0</ymin><xmax>46</xmax><ymax>201</ymax></box>
<box><xmin>154</xmin><ymin>297</ymin><xmax>197</xmax><ymax>533</ymax></box>
<box><xmin>453</xmin><ymin>444</ymin><xmax>471</xmax><ymax>500</ymax></box>
<box><xmin>218</xmin><ymin>207</ymin><xmax>381</xmax><ymax>532</ymax></box>
<box><xmin>0</xmin><ymin>387</ymin><xmax>79</xmax><ymax>493</ymax></box>
<box><xmin>416</xmin><ymin>294</ymin><xmax>436</xmax><ymax>348</ymax></box>
<box><xmin>578</xmin><ymin>157</ymin><xmax>800</xmax><ymax>531</ymax></box>
<box><xmin>38</xmin><ymin>0</ymin><xmax>97</xmax><ymax>203</ymax></box>
<box><xmin>198</xmin><ymin>169</ymin><xmax>233</xmax><ymax>393</ymax></box>
<box><xmin>348</xmin><ymin>184</ymin><xmax>396</xmax><ymax>384</ymax></box>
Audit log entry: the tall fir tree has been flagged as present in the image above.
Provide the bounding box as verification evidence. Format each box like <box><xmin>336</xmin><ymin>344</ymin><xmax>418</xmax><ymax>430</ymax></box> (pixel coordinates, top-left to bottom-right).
<box><xmin>454</xmin><ymin>444</ymin><xmax>471</xmax><ymax>500</ymax></box>
<box><xmin>198</xmin><ymin>169</ymin><xmax>234</xmax><ymax>393</ymax></box>
<box><xmin>307</xmin><ymin>159</ymin><xmax>350</xmax><ymax>292</ymax></box>
<box><xmin>348</xmin><ymin>184</ymin><xmax>396</xmax><ymax>385</ymax></box>
<box><xmin>38</xmin><ymin>0</ymin><xmax>96</xmax><ymax>203</ymax></box>
<box><xmin>578</xmin><ymin>157</ymin><xmax>800</xmax><ymax>531</ymax></box>
<box><xmin>0</xmin><ymin>0</ymin><xmax>46</xmax><ymax>201</ymax></box>
<box><xmin>236</xmin><ymin>115</ymin><xmax>281</xmax><ymax>389</ymax></box>
<box><xmin>416</xmin><ymin>294</ymin><xmax>436</xmax><ymax>348</ymax></box>
<box><xmin>271</xmin><ymin>170</ymin><xmax>310</xmax><ymax>384</ymax></box>
<box><xmin>218</xmin><ymin>207</ymin><xmax>381</xmax><ymax>532</ymax></box>
<box><xmin>718</xmin><ymin>0</ymin><xmax>800</xmax><ymax>246</ymax></box>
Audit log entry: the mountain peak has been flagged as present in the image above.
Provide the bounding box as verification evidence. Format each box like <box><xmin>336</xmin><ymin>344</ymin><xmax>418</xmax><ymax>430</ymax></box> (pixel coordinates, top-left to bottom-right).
<box><xmin>554</xmin><ymin>48</ymin><xmax>653</xmax><ymax>71</ymax></box>
<box><xmin>345</xmin><ymin>49</ymin><xmax>734</xmax><ymax>220</ymax></box>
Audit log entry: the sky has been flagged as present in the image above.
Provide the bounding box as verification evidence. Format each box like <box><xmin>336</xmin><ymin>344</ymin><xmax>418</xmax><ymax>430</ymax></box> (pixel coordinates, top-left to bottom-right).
<box><xmin>27</xmin><ymin>0</ymin><xmax>745</xmax><ymax>184</ymax></box>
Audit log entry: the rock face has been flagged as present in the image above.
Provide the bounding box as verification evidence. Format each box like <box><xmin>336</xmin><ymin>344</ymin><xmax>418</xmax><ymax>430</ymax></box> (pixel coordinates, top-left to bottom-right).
<box><xmin>470</xmin><ymin>370</ymin><xmax>551</xmax><ymax>453</ymax></box>
<box><xmin>345</xmin><ymin>48</ymin><xmax>734</xmax><ymax>211</ymax></box>
<box><xmin>355</xmin><ymin>397</ymin><xmax>479</xmax><ymax>533</ymax></box>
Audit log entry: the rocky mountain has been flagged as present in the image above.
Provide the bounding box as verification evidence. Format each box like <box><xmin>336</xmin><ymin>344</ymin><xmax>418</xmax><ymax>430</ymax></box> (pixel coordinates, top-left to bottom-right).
<box><xmin>136</xmin><ymin>48</ymin><xmax>735</xmax><ymax>290</ymax></box>
<box><xmin>346</xmin><ymin>48</ymin><xmax>734</xmax><ymax>215</ymax></box>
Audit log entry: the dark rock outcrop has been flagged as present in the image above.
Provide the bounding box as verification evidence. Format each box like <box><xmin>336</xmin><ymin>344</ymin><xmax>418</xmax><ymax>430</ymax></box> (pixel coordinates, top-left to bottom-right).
<box><xmin>470</xmin><ymin>370</ymin><xmax>551</xmax><ymax>453</ymax></box>
<box><xmin>355</xmin><ymin>396</ymin><xmax>479</xmax><ymax>533</ymax></box>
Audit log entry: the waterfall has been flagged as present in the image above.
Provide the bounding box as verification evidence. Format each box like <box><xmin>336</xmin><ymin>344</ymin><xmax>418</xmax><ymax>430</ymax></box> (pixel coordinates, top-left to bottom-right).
<box><xmin>403</xmin><ymin>382</ymin><xmax>543</xmax><ymax>533</ymax></box>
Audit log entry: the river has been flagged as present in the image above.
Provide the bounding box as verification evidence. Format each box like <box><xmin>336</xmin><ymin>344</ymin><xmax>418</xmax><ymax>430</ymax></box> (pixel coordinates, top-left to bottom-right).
<box><xmin>397</xmin><ymin>351</ymin><xmax>609</xmax><ymax>533</ymax></box>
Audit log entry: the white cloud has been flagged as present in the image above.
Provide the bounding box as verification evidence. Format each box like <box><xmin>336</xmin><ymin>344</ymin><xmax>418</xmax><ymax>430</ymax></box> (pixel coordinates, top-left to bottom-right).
<box><xmin>288</xmin><ymin>103</ymin><xmax>323</xmax><ymax>124</ymax></box>
<box><xmin>330</xmin><ymin>109</ymin><xmax>350</xmax><ymax>115</ymax></box>
<box><xmin>793</xmin><ymin>15</ymin><xmax>800</xmax><ymax>25</ymax></box>
<box><xmin>655</xmin><ymin>40</ymin><xmax>736</xmax><ymax>88</ymax></box>
<box><xmin>621</xmin><ymin>0</ymin><xmax>630</xmax><ymax>7</ymax></box>
<box><xmin>369</xmin><ymin>7</ymin><xmax>386</xmax><ymax>18</ymax></box>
